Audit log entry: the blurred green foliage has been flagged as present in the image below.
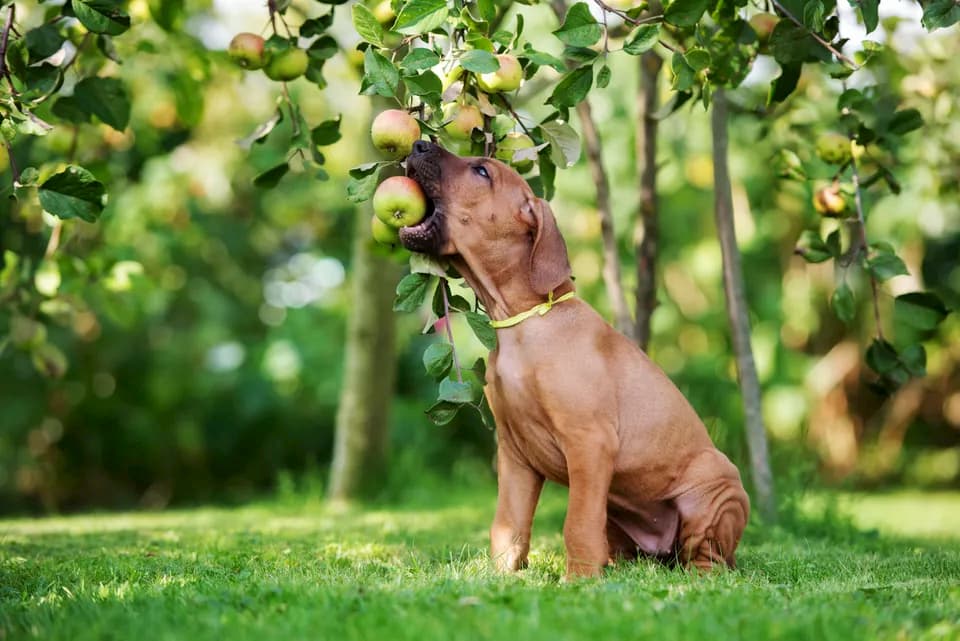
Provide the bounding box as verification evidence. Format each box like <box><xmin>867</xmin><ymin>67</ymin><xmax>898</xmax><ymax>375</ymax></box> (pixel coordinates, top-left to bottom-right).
<box><xmin>0</xmin><ymin>1</ymin><xmax>958</xmax><ymax>514</ymax></box>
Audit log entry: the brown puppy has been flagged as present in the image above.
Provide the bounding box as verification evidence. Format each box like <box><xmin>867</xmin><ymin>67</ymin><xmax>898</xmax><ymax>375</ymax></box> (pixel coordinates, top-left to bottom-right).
<box><xmin>401</xmin><ymin>141</ymin><xmax>749</xmax><ymax>578</ymax></box>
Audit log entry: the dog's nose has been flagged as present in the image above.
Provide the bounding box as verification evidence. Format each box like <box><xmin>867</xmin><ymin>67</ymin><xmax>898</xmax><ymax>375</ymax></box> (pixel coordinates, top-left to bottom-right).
<box><xmin>411</xmin><ymin>140</ymin><xmax>432</xmax><ymax>155</ymax></box>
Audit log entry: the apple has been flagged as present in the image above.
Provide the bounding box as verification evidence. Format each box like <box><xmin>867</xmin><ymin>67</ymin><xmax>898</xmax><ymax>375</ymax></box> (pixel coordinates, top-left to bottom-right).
<box><xmin>476</xmin><ymin>54</ymin><xmax>523</xmax><ymax>93</ymax></box>
<box><xmin>371</xmin><ymin>109</ymin><xmax>421</xmax><ymax>159</ymax></box>
<box><xmin>813</xmin><ymin>184</ymin><xmax>847</xmax><ymax>217</ymax></box>
<box><xmin>442</xmin><ymin>102</ymin><xmax>484</xmax><ymax>140</ymax></box>
<box><xmin>816</xmin><ymin>133</ymin><xmax>852</xmax><ymax>165</ymax></box>
<box><xmin>263</xmin><ymin>46</ymin><xmax>309</xmax><ymax>81</ymax></box>
<box><xmin>370</xmin><ymin>0</ymin><xmax>396</xmax><ymax>25</ymax></box>
<box><xmin>371</xmin><ymin>215</ymin><xmax>400</xmax><ymax>246</ymax></box>
<box><xmin>228</xmin><ymin>33</ymin><xmax>267</xmax><ymax>70</ymax></box>
<box><xmin>495</xmin><ymin>132</ymin><xmax>536</xmax><ymax>173</ymax></box>
<box><xmin>749</xmin><ymin>13</ymin><xmax>779</xmax><ymax>49</ymax></box>
<box><xmin>373</xmin><ymin>176</ymin><xmax>428</xmax><ymax>228</ymax></box>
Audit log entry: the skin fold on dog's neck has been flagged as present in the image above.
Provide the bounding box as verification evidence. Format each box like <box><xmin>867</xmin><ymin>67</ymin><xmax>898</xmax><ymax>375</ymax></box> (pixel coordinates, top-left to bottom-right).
<box><xmin>449</xmin><ymin>253</ymin><xmax>575</xmax><ymax>325</ymax></box>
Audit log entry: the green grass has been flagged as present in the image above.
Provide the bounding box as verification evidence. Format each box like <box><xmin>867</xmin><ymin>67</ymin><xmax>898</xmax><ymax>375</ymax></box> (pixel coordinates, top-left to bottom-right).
<box><xmin>2</xmin><ymin>483</ymin><xmax>959</xmax><ymax>641</ymax></box>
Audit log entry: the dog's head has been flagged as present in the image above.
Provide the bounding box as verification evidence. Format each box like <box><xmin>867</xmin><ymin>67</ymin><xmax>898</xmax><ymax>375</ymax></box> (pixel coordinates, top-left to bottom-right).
<box><xmin>401</xmin><ymin>141</ymin><xmax>571</xmax><ymax>295</ymax></box>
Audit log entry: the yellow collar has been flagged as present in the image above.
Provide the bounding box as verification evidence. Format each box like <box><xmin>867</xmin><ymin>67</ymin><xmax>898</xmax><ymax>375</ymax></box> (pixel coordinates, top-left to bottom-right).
<box><xmin>489</xmin><ymin>291</ymin><xmax>577</xmax><ymax>329</ymax></box>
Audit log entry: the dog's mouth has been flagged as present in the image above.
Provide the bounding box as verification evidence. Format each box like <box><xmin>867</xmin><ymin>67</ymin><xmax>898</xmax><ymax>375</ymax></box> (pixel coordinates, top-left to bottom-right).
<box><xmin>399</xmin><ymin>157</ymin><xmax>446</xmax><ymax>255</ymax></box>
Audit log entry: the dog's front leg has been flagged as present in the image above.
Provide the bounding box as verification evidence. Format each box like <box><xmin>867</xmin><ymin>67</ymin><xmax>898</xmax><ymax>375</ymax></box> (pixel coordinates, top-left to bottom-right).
<box><xmin>562</xmin><ymin>433</ymin><xmax>616</xmax><ymax>578</ymax></box>
<box><xmin>490</xmin><ymin>447</ymin><xmax>544</xmax><ymax>572</ymax></box>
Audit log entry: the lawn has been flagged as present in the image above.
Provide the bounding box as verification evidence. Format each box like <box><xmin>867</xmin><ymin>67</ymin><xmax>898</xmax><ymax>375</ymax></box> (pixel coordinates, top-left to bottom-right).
<box><xmin>1</xmin><ymin>482</ymin><xmax>958</xmax><ymax>641</ymax></box>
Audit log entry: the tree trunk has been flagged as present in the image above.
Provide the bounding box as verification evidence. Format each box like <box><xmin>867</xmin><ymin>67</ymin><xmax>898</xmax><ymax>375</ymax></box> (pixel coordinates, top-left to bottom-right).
<box><xmin>634</xmin><ymin>50</ymin><xmax>662</xmax><ymax>350</ymax></box>
<box><xmin>710</xmin><ymin>89</ymin><xmax>776</xmax><ymax>522</ymax></box>
<box><xmin>577</xmin><ymin>99</ymin><xmax>634</xmax><ymax>336</ymax></box>
<box><xmin>328</xmin><ymin>112</ymin><xmax>403</xmax><ymax>500</ymax></box>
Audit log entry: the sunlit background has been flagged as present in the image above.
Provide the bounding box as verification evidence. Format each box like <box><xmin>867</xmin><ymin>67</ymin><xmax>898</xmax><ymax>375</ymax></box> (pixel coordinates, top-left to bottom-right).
<box><xmin>1</xmin><ymin>0</ymin><xmax>958</xmax><ymax>516</ymax></box>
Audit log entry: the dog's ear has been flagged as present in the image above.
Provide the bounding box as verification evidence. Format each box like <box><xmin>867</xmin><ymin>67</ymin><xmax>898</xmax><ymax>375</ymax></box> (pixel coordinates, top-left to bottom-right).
<box><xmin>523</xmin><ymin>198</ymin><xmax>571</xmax><ymax>295</ymax></box>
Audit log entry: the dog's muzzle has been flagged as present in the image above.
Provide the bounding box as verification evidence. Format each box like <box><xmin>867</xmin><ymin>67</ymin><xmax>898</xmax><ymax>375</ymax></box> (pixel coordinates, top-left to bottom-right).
<box><xmin>400</xmin><ymin>141</ymin><xmax>447</xmax><ymax>255</ymax></box>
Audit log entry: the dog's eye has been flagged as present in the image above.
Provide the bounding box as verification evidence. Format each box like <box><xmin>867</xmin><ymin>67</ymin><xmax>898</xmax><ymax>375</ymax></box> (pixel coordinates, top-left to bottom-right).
<box><xmin>473</xmin><ymin>165</ymin><xmax>490</xmax><ymax>180</ymax></box>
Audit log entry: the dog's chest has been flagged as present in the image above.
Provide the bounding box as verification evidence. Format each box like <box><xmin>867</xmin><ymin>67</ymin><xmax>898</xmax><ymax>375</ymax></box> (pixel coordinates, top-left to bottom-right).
<box><xmin>487</xmin><ymin>355</ymin><xmax>569</xmax><ymax>483</ymax></box>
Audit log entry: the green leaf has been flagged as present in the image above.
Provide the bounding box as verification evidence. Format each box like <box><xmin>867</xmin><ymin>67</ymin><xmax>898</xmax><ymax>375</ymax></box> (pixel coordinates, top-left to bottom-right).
<box><xmin>25</xmin><ymin>25</ymin><xmax>65</xmax><ymax>63</ymax></box>
<box><xmin>562</xmin><ymin>46</ymin><xmax>599</xmax><ymax>63</ymax></box>
<box><xmin>546</xmin><ymin>66</ymin><xmax>593</xmax><ymax>109</ymax></box>
<box><xmin>253</xmin><ymin>162</ymin><xmax>290</xmax><ymax>189</ymax></box>
<box><xmin>623</xmin><ymin>24</ymin><xmax>660</xmax><ymax>55</ymax></box>
<box><xmin>148</xmin><ymin>0</ymin><xmax>186</xmax><ymax>32</ymax></box>
<box><xmin>362</xmin><ymin>49</ymin><xmax>400</xmax><ymax>97</ymax></box>
<box><xmin>552</xmin><ymin>2</ymin><xmax>603</xmax><ymax>47</ymax></box>
<box><xmin>921</xmin><ymin>0</ymin><xmax>960</xmax><ymax>30</ymax></box>
<box><xmin>352</xmin><ymin>4</ymin><xmax>385</xmax><ymax>47</ymax></box>
<box><xmin>237</xmin><ymin>109</ymin><xmax>283</xmax><ymax>149</ymax></box>
<box><xmin>38</xmin><ymin>166</ymin><xmax>106</xmax><ymax>222</ymax></box>
<box><xmin>459</xmin><ymin>49</ymin><xmax>499</xmax><ymax>73</ymax></box>
<box><xmin>169</xmin><ymin>72</ymin><xmax>204</xmax><ymax>128</ymax></box>
<box><xmin>307</xmin><ymin>35</ymin><xmax>338</xmax><ymax>61</ymax></box>
<box><xmin>521</xmin><ymin>45</ymin><xmax>566</xmax><ymax>72</ymax></box>
<box><xmin>425</xmin><ymin>400</ymin><xmax>461</xmax><ymax>425</ymax></box>
<box><xmin>664</xmin><ymin>0</ymin><xmax>710</xmax><ymax>27</ymax></box>
<box><xmin>393</xmin><ymin>0</ymin><xmax>449</xmax><ymax>35</ymax></box>
<box><xmin>403</xmin><ymin>70</ymin><xmax>442</xmax><ymax>96</ymax></box>
<box><xmin>423</xmin><ymin>342</ymin><xmax>454</xmax><ymax>380</ymax></box>
<box><xmin>888</xmin><ymin>109</ymin><xmax>923</xmax><ymax>136</ymax></box>
<box><xmin>0</xmin><ymin>250</ymin><xmax>19</xmax><ymax>293</ymax></box>
<box><xmin>894</xmin><ymin>292</ymin><xmax>949</xmax><ymax>331</ymax></box>
<box><xmin>768</xmin><ymin>62</ymin><xmax>802</xmax><ymax>105</ymax></box>
<box><xmin>866</xmin><ymin>338</ymin><xmax>899</xmax><ymax>375</ymax></box>
<box><xmin>865</xmin><ymin>248</ymin><xmax>908</xmax><ymax>281</ymax></box>
<box><xmin>72</xmin><ymin>0</ymin><xmax>131</xmax><ymax>35</ymax></box>
<box><xmin>899</xmin><ymin>344</ymin><xmax>927</xmax><ymax>377</ymax></box>
<box><xmin>72</xmin><ymin>77</ymin><xmax>130</xmax><ymax>131</ymax></box>
<box><xmin>596</xmin><ymin>64</ymin><xmax>611</xmax><ymax>88</ymax></box>
<box><xmin>831</xmin><ymin>281</ymin><xmax>855</xmax><ymax>324</ymax></box>
<box><xmin>400</xmin><ymin>48</ymin><xmax>441</xmax><ymax>73</ymax></box>
<box><xmin>311</xmin><ymin>117</ymin><xmax>342</xmax><ymax>146</ymax></box>
<box><xmin>670</xmin><ymin>52</ymin><xmax>695</xmax><ymax>91</ymax></box>
<box><xmin>438</xmin><ymin>377</ymin><xmax>476</xmax><ymax>403</ymax></box>
<box><xmin>849</xmin><ymin>0</ymin><xmax>879</xmax><ymax>33</ymax></box>
<box><xmin>301</xmin><ymin>13</ymin><xmax>335</xmax><ymax>37</ymax></box>
<box><xmin>684</xmin><ymin>48</ymin><xmax>711</xmax><ymax>71</ymax></box>
<box><xmin>465</xmin><ymin>311</ymin><xmax>497</xmax><ymax>350</ymax></box>
<box><xmin>770</xmin><ymin>22</ymin><xmax>830</xmax><ymax>65</ymax></box>
<box><xmin>394</xmin><ymin>272</ymin><xmax>433</xmax><ymax>312</ymax></box>
<box><xmin>347</xmin><ymin>171</ymin><xmax>380</xmax><ymax>203</ymax></box>
<box><xmin>795</xmin><ymin>230</ymin><xmax>832</xmax><ymax>263</ymax></box>
<box><xmin>540</xmin><ymin>120</ymin><xmax>582</xmax><ymax>168</ymax></box>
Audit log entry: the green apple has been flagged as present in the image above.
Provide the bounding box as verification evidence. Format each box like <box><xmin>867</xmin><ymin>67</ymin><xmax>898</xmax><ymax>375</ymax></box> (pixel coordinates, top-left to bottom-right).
<box><xmin>228</xmin><ymin>33</ymin><xmax>267</xmax><ymax>70</ymax></box>
<box><xmin>371</xmin><ymin>215</ymin><xmax>401</xmax><ymax>246</ymax></box>
<box><xmin>476</xmin><ymin>54</ymin><xmax>523</xmax><ymax>93</ymax></box>
<box><xmin>373</xmin><ymin>176</ymin><xmax>428</xmax><ymax>228</ymax></box>
<box><xmin>442</xmin><ymin>102</ymin><xmax>484</xmax><ymax>140</ymax></box>
<box><xmin>371</xmin><ymin>0</ymin><xmax>396</xmax><ymax>25</ymax></box>
<box><xmin>494</xmin><ymin>132</ymin><xmax>536</xmax><ymax>173</ymax></box>
<box><xmin>813</xmin><ymin>184</ymin><xmax>847</xmax><ymax>217</ymax></box>
<box><xmin>371</xmin><ymin>109</ymin><xmax>421</xmax><ymax>159</ymax></box>
<box><xmin>263</xmin><ymin>46</ymin><xmax>309</xmax><ymax>81</ymax></box>
<box><xmin>816</xmin><ymin>133</ymin><xmax>852</xmax><ymax>165</ymax></box>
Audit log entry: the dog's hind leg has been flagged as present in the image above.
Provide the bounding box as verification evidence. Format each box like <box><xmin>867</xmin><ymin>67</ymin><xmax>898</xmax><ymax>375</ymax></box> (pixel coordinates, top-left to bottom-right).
<box><xmin>673</xmin><ymin>450</ymin><xmax>750</xmax><ymax>570</ymax></box>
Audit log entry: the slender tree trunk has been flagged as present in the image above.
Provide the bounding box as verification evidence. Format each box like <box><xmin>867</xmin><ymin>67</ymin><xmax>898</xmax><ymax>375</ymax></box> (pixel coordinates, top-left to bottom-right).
<box><xmin>710</xmin><ymin>89</ymin><xmax>776</xmax><ymax>522</ymax></box>
<box><xmin>634</xmin><ymin>50</ymin><xmax>662</xmax><ymax>350</ymax></box>
<box><xmin>577</xmin><ymin>99</ymin><xmax>634</xmax><ymax>336</ymax></box>
<box><xmin>328</xmin><ymin>105</ymin><xmax>403</xmax><ymax>500</ymax></box>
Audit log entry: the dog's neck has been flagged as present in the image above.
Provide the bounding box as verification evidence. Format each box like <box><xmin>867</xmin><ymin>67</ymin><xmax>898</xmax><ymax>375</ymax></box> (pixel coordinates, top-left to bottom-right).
<box><xmin>451</xmin><ymin>255</ymin><xmax>574</xmax><ymax>323</ymax></box>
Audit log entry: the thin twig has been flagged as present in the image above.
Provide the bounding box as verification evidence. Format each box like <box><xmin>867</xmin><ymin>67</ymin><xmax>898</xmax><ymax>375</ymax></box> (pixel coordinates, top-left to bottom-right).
<box><xmin>441</xmin><ymin>279</ymin><xmax>463</xmax><ymax>383</ymax></box>
<box><xmin>4</xmin><ymin>141</ymin><xmax>19</xmax><ymax>184</ymax></box>
<box><xmin>590</xmin><ymin>0</ymin><xmax>663</xmax><ymax>26</ymax></box>
<box><xmin>0</xmin><ymin>4</ymin><xmax>18</xmax><ymax>95</ymax></box>
<box><xmin>44</xmin><ymin>222</ymin><xmax>63</xmax><ymax>258</ymax></box>
<box><xmin>769</xmin><ymin>0</ymin><xmax>860</xmax><ymax>70</ymax></box>
<box><xmin>849</xmin><ymin>145</ymin><xmax>883</xmax><ymax>341</ymax></box>
<box><xmin>495</xmin><ymin>94</ymin><xmax>533</xmax><ymax>137</ymax></box>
